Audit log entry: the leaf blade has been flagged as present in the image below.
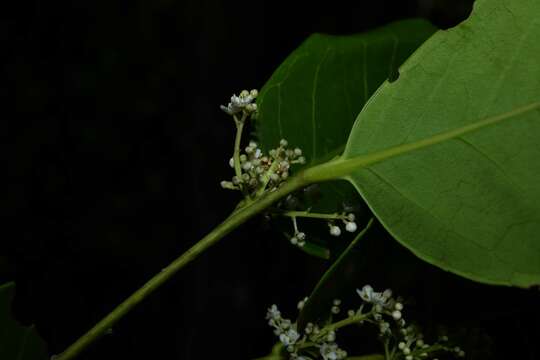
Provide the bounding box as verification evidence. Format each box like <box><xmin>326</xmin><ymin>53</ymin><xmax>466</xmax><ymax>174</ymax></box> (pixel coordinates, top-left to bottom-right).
<box><xmin>256</xmin><ymin>19</ymin><xmax>437</xmax><ymax>224</ymax></box>
<box><xmin>0</xmin><ymin>282</ymin><xmax>48</xmax><ymax>360</ymax></box>
<box><xmin>343</xmin><ymin>0</ymin><xmax>540</xmax><ymax>287</ymax></box>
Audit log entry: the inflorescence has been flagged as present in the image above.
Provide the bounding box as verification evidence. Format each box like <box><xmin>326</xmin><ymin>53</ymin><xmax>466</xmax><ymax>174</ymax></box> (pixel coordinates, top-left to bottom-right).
<box><xmin>266</xmin><ymin>285</ymin><xmax>465</xmax><ymax>360</ymax></box>
<box><xmin>220</xmin><ymin>89</ymin><xmax>306</xmax><ymax>198</ymax></box>
<box><xmin>285</xmin><ymin>211</ymin><xmax>359</xmax><ymax>248</ymax></box>
<box><xmin>220</xmin><ymin>138</ymin><xmax>306</xmax><ymax>196</ymax></box>
<box><xmin>219</xmin><ymin>89</ymin><xmax>363</xmax><ymax>251</ymax></box>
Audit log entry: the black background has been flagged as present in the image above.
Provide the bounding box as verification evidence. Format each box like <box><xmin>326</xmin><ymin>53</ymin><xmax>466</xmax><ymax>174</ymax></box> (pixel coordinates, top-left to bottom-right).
<box><xmin>3</xmin><ymin>0</ymin><xmax>539</xmax><ymax>359</ymax></box>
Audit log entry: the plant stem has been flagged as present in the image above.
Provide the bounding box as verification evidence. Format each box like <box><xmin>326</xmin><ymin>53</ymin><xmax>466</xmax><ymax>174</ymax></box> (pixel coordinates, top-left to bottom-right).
<box><xmin>383</xmin><ymin>340</ymin><xmax>391</xmax><ymax>360</ymax></box>
<box><xmin>54</xmin><ymin>173</ymin><xmax>308</xmax><ymax>360</ymax></box>
<box><xmin>54</xmin><ymin>156</ymin><xmax>348</xmax><ymax>360</ymax></box>
<box><xmin>281</xmin><ymin>210</ymin><xmax>344</xmax><ymax>220</ymax></box>
<box><xmin>233</xmin><ymin>115</ymin><xmax>245</xmax><ymax>184</ymax></box>
<box><xmin>256</xmin><ymin>159</ymin><xmax>280</xmax><ymax>197</ymax></box>
<box><xmin>326</xmin><ymin>313</ymin><xmax>371</xmax><ymax>332</ymax></box>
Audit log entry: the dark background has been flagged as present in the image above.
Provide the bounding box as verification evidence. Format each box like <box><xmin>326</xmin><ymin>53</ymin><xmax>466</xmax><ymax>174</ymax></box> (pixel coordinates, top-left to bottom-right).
<box><xmin>3</xmin><ymin>0</ymin><xmax>539</xmax><ymax>359</ymax></box>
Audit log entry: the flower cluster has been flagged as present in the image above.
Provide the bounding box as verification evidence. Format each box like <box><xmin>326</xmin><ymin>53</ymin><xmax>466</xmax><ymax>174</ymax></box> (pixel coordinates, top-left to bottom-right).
<box><xmin>266</xmin><ymin>305</ymin><xmax>303</xmax><ymax>355</ymax></box>
<box><xmin>220</xmin><ymin>89</ymin><xmax>259</xmax><ymax>116</ymax></box>
<box><xmin>354</xmin><ymin>285</ymin><xmax>465</xmax><ymax>360</ymax></box>
<box><xmin>328</xmin><ymin>213</ymin><xmax>357</xmax><ymax>237</ymax></box>
<box><xmin>220</xmin><ymin>139</ymin><xmax>306</xmax><ymax>196</ymax></box>
<box><xmin>266</xmin><ymin>301</ymin><xmax>348</xmax><ymax>360</ymax></box>
<box><xmin>284</xmin><ymin>211</ymin><xmax>360</xmax><ymax>249</ymax></box>
<box><xmin>265</xmin><ymin>286</ymin><xmax>465</xmax><ymax>360</ymax></box>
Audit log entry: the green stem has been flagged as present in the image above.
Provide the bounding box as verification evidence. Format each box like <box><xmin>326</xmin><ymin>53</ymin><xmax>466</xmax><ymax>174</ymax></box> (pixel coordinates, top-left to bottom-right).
<box><xmin>383</xmin><ymin>340</ymin><xmax>391</xmax><ymax>360</ymax></box>
<box><xmin>281</xmin><ymin>210</ymin><xmax>344</xmax><ymax>220</ymax></box>
<box><xmin>233</xmin><ymin>115</ymin><xmax>245</xmax><ymax>183</ymax></box>
<box><xmin>326</xmin><ymin>313</ymin><xmax>371</xmax><ymax>332</ymax></box>
<box><xmin>54</xmin><ymin>174</ymin><xmax>308</xmax><ymax>360</ymax></box>
<box><xmin>54</xmin><ymin>157</ymin><xmax>346</xmax><ymax>360</ymax></box>
<box><xmin>256</xmin><ymin>159</ymin><xmax>280</xmax><ymax>197</ymax></box>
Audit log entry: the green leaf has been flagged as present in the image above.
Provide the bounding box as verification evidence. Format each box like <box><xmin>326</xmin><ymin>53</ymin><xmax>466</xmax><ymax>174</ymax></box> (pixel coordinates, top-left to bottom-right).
<box><xmin>342</xmin><ymin>0</ymin><xmax>540</xmax><ymax>287</ymax></box>
<box><xmin>297</xmin><ymin>218</ymin><xmax>374</xmax><ymax>329</ymax></box>
<box><xmin>256</xmin><ymin>19</ymin><xmax>437</xmax><ymax>213</ymax></box>
<box><xmin>0</xmin><ymin>282</ymin><xmax>48</xmax><ymax>360</ymax></box>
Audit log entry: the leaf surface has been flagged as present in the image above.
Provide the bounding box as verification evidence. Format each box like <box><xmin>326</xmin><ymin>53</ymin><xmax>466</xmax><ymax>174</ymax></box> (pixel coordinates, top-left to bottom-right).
<box><xmin>343</xmin><ymin>0</ymin><xmax>540</xmax><ymax>286</ymax></box>
<box><xmin>0</xmin><ymin>282</ymin><xmax>48</xmax><ymax>360</ymax></box>
<box><xmin>256</xmin><ymin>20</ymin><xmax>437</xmax><ymax>214</ymax></box>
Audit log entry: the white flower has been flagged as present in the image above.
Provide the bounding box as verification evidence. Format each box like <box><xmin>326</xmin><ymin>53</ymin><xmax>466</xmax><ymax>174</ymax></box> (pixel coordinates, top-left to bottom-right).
<box><xmin>379</xmin><ymin>321</ymin><xmax>391</xmax><ymax>335</ymax></box>
<box><xmin>266</xmin><ymin>304</ymin><xmax>281</xmax><ymax>320</ymax></box>
<box><xmin>329</xmin><ymin>225</ymin><xmax>341</xmax><ymax>237</ymax></box>
<box><xmin>320</xmin><ymin>343</ymin><xmax>339</xmax><ymax>360</ymax></box>
<box><xmin>319</xmin><ymin>343</ymin><xmax>346</xmax><ymax>360</ymax></box>
<box><xmin>356</xmin><ymin>285</ymin><xmax>392</xmax><ymax>307</ymax></box>
<box><xmin>345</xmin><ymin>221</ymin><xmax>357</xmax><ymax>232</ymax></box>
<box><xmin>220</xmin><ymin>89</ymin><xmax>258</xmax><ymax>115</ymax></box>
<box><xmin>279</xmin><ymin>328</ymin><xmax>300</xmax><ymax>346</ymax></box>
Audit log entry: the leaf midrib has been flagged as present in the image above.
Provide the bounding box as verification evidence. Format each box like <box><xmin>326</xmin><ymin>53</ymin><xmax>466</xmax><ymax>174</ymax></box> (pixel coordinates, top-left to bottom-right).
<box><xmin>303</xmin><ymin>101</ymin><xmax>540</xmax><ymax>182</ymax></box>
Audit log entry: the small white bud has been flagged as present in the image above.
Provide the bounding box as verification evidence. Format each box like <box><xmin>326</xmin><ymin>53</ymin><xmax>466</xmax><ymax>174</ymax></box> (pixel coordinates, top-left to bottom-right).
<box><xmin>240</xmin><ymin>154</ymin><xmax>247</xmax><ymax>162</ymax></box>
<box><xmin>297</xmin><ymin>156</ymin><xmax>306</xmax><ymax>164</ymax></box>
<box><xmin>395</xmin><ymin>302</ymin><xmax>404</xmax><ymax>311</ymax></box>
<box><xmin>347</xmin><ymin>310</ymin><xmax>355</xmax><ymax>317</ymax></box>
<box><xmin>296</xmin><ymin>232</ymin><xmax>306</xmax><ymax>241</ymax></box>
<box><xmin>405</xmin><ymin>356</ymin><xmax>413</xmax><ymax>360</ymax></box>
<box><xmin>441</xmin><ymin>335</ymin><xmax>448</xmax><ymax>342</ymax></box>
<box><xmin>333</xmin><ymin>299</ymin><xmax>341</xmax><ymax>306</ymax></box>
<box><xmin>329</xmin><ymin>225</ymin><xmax>341</xmax><ymax>237</ymax></box>
<box><xmin>281</xmin><ymin>171</ymin><xmax>289</xmax><ymax>179</ymax></box>
<box><xmin>403</xmin><ymin>347</ymin><xmax>411</xmax><ymax>355</ymax></box>
<box><xmin>326</xmin><ymin>331</ymin><xmax>336</xmax><ymax>342</ymax></box>
<box><xmin>242</xmin><ymin>161</ymin><xmax>252</xmax><ymax>170</ymax></box>
<box><xmin>345</xmin><ymin>221</ymin><xmax>357</xmax><ymax>232</ymax></box>
<box><xmin>229</xmin><ymin>158</ymin><xmax>235</xmax><ymax>168</ymax></box>
<box><xmin>290</xmin><ymin>237</ymin><xmax>298</xmax><ymax>245</ymax></box>
<box><xmin>250</xmin><ymin>89</ymin><xmax>258</xmax><ymax>98</ymax></box>
<box><xmin>270</xmin><ymin>173</ymin><xmax>280</xmax><ymax>181</ymax></box>
<box><xmin>254</xmin><ymin>149</ymin><xmax>262</xmax><ymax>158</ymax></box>
<box><xmin>398</xmin><ymin>342</ymin><xmax>406</xmax><ymax>350</ymax></box>
<box><xmin>392</xmin><ymin>310</ymin><xmax>402</xmax><ymax>320</ymax></box>
<box><xmin>240</xmin><ymin>89</ymin><xmax>250</xmax><ymax>97</ymax></box>
<box><xmin>458</xmin><ymin>350</ymin><xmax>465</xmax><ymax>357</ymax></box>
<box><xmin>294</xmin><ymin>148</ymin><xmax>302</xmax><ymax>156</ymax></box>
<box><xmin>280</xmin><ymin>139</ymin><xmax>288</xmax><ymax>147</ymax></box>
<box><xmin>416</xmin><ymin>339</ymin><xmax>424</xmax><ymax>347</ymax></box>
<box><xmin>331</xmin><ymin>306</ymin><xmax>340</xmax><ymax>314</ymax></box>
